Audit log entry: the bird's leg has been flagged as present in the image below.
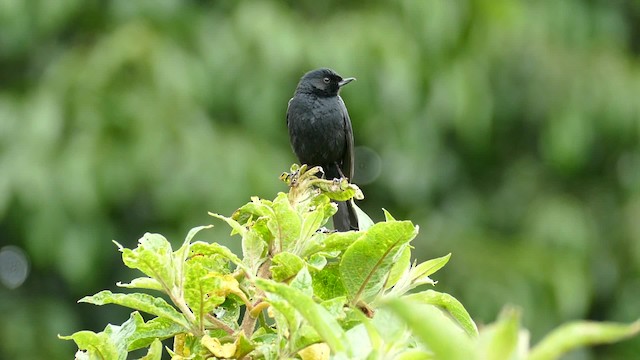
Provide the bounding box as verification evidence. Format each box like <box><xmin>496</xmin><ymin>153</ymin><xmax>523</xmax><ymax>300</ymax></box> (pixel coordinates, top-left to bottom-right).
<box><xmin>334</xmin><ymin>162</ymin><xmax>347</xmax><ymax>180</ymax></box>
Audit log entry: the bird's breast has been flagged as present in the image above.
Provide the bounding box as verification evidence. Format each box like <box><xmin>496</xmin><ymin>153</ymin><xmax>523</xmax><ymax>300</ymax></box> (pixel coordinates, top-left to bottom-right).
<box><xmin>288</xmin><ymin>95</ymin><xmax>347</xmax><ymax>166</ymax></box>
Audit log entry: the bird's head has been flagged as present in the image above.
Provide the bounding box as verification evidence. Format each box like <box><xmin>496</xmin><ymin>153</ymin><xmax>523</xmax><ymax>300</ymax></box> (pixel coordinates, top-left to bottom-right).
<box><xmin>295</xmin><ymin>68</ymin><xmax>355</xmax><ymax>97</ymax></box>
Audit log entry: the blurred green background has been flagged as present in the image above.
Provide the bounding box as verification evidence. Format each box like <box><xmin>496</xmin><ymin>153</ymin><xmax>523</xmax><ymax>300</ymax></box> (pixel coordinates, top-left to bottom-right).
<box><xmin>1</xmin><ymin>0</ymin><xmax>639</xmax><ymax>358</ymax></box>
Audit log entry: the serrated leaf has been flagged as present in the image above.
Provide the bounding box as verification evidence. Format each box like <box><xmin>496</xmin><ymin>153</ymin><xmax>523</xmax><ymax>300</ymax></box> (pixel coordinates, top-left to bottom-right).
<box><xmin>117</xmin><ymin>277</ymin><xmax>163</xmax><ymax>291</ymax></box>
<box><xmin>386</xmin><ymin>298</ymin><xmax>473</xmax><ymax>360</ymax></box>
<box><xmin>340</xmin><ymin>221</ymin><xmax>418</xmax><ymax>303</ymax></box>
<box><xmin>405</xmin><ymin>290</ymin><xmax>478</xmax><ymax>337</ymax></box>
<box><xmin>79</xmin><ymin>290</ymin><xmax>190</xmax><ymax>330</ymax></box>
<box><xmin>271</xmin><ymin>252</ymin><xmax>305</xmax><ymax>282</ymax></box>
<box><xmin>117</xmin><ymin>233</ymin><xmax>175</xmax><ymax>293</ymax></box>
<box><xmin>256</xmin><ymin>278</ymin><xmax>351</xmax><ymax>355</ymax></box>
<box><xmin>528</xmin><ymin>319</ymin><xmax>640</xmax><ymax>360</ymax></box>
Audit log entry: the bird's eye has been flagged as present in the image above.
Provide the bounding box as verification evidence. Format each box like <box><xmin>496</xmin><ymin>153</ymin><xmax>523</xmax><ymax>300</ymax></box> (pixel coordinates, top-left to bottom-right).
<box><xmin>323</xmin><ymin>77</ymin><xmax>330</xmax><ymax>83</ymax></box>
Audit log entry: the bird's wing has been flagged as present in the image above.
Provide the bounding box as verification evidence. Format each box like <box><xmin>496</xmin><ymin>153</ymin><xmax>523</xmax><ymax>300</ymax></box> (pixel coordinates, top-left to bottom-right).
<box><xmin>286</xmin><ymin>97</ymin><xmax>293</xmax><ymax>127</ymax></box>
<box><xmin>338</xmin><ymin>95</ymin><xmax>354</xmax><ymax>180</ymax></box>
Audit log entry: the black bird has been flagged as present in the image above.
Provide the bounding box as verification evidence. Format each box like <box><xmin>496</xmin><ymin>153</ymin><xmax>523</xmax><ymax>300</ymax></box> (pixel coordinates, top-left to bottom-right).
<box><xmin>287</xmin><ymin>68</ymin><xmax>358</xmax><ymax>231</ymax></box>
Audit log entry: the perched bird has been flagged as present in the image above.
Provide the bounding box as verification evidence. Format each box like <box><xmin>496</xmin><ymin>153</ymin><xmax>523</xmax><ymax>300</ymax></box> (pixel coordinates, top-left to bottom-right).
<box><xmin>287</xmin><ymin>68</ymin><xmax>358</xmax><ymax>231</ymax></box>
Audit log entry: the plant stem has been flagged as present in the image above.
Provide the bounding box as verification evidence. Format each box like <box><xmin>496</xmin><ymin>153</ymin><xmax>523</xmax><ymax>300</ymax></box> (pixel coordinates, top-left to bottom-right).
<box><xmin>240</xmin><ymin>258</ymin><xmax>271</xmax><ymax>336</ymax></box>
<box><xmin>205</xmin><ymin>314</ymin><xmax>235</xmax><ymax>335</ymax></box>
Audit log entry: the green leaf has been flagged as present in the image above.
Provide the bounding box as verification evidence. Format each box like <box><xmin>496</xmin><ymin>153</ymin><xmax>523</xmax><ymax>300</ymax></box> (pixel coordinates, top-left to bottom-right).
<box><xmin>233</xmin><ymin>333</ymin><xmax>255</xmax><ymax>359</ymax></box>
<box><xmin>528</xmin><ymin>319</ymin><xmax>640</xmax><ymax>360</ymax></box>
<box><xmin>405</xmin><ymin>290</ymin><xmax>478</xmax><ymax>337</ymax></box>
<box><xmin>370</xmin><ymin>308</ymin><xmax>411</xmax><ymax>349</ymax></box>
<box><xmin>116</xmin><ymin>277</ymin><xmax>163</xmax><ymax>291</ymax></box>
<box><xmin>209</xmin><ymin>212</ymin><xmax>247</xmax><ymax>237</ymax></box>
<box><xmin>256</xmin><ymin>278</ymin><xmax>351</xmax><ymax>356</ymax></box>
<box><xmin>115</xmin><ymin>233</ymin><xmax>176</xmax><ymax>293</ymax></box>
<box><xmin>351</xmin><ymin>202</ymin><xmax>374</xmax><ymax>231</ymax></box>
<box><xmin>261</xmin><ymin>289</ymin><xmax>301</xmax><ymax>343</ymax></box>
<box><xmin>59</xmin><ymin>311</ymin><xmax>172</xmax><ymax>360</ymax></box>
<box><xmin>298</xmin><ymin>195</ymin><xmax>332</xmax><ymax>245</ymax></box>
<box><xmin>270</xmin><ymin>192</ymin><xmax>302</xmax><ymax>253</ymax></box>
<box><xmin>386</xmin><ymin>298</ymin><xmax>474</xmax><ymax>360</ymax></box>
<box><xmin>79</xmin><ymin>290</ymin><xmax>190</xmax><ymax>330</ymax></box>
<box><xmin>189</xmin><ymin>241</ymin><xmax>243</xmax><ymax>270</ymax></box>
<box><xmin>126</xmin><ymin>313</ymin><xmax>185</xmax><ymax>351</ymax></box>
<box><xmin>478</xmin><ymin>307</ymin><xmax>522</xmax><ymax>360</ymax></box>
<box><xmin>252</xmin><ymin>217</ymin><xmax>274</xmax><ymax>243</ymax></box>
<box><xmin>412</xmin><ymin>253</ymin><xmax>451</xmax><ymax>281</ymax></box>
<box><xmin>242</xmin><ymin>228</ymin><xmax>268</xmax><ymax>276</ymax></box>
<box><xmin>344</xmin><ymin>324</ymin><xmax>373</xmax><ymax>359</ymax></box>
<box><xmin>302</xmin><ymin>231</ymin><xmax>361</xmax><ymax>258</ymax></box>
<box><xmin>271</xmin><ymin>252</ymin><xmax>305</xmax><ymax>282</ymax></box>
<box><xmin>59</xmin><ymin>330</ymin><xmax>122</xmax><ymax>360</ymax></box>
<box><xmin>340</xmin><ymin>220</ymin><xmax>418</xmax><ymax>303</ymax></box>
<box><xmin>307</xmin><ymin>253</ymin><xmax>327</xmax><ymax>270</ymax></box>
<box><xmin>175</xmin><ymin>225</ymin><xmax>214</xmax><ymax>280</ymax></box>
<box><xmin>320</xmin><ymin>297</ymin><xmax>348</xmax><ymax>321</ymax></box>
<box><xmin>309</xmin><ymin>194</ymin><xmax>338</xmax><ymax>222</ymax></box>
<box><xmin>315</xmin><ymin>177</ymin><xmax>363</xmax><ymax>202</ymax></box>
<box><xmin>182</xmin><ymin>225</ymin><xmax>214</xmax><ymax>249</ymax></box>
<box><xmin>139</xmin><ymin>338</ymin><xmax>163</xmax><ymax>360</ymax></box>
<box><xmin>384</xmin><ymin>246</ymin><xmax>411</xmax><ymax>290</ymax></box>
<box><xmin>312</xmin><ymin>263</ymin><xmax>348</xmax><ymax>300</ymax></box>
<box><xmin>210</xmin><ymin>297</ymin><xmax>241</xmax><ymax>333</ymax></box>
<box><xmin>183</xmin><ymin>260</ymin><xmax>226</xmax><ymax>330</ymax></box>
<box><xmin>290</xmin><ymin>266</ymin><xmax>314</xmax><ymax>296</ymax></box>
<box><xmin>382</xmin><ymin>209</ymin><xmax>396</xmax><ymax>221</ymax></box>
<box><xmin>232</xmin><ymin>196</ymin><xmax>275</xmax><ymax>225</ymax></box>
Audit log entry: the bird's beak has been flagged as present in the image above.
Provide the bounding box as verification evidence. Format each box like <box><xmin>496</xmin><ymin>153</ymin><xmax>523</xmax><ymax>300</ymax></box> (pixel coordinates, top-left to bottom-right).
<box><xmin>338</xmin><ymin>77</ymin><xmax>356</xmax><ymax>87</ymax></box>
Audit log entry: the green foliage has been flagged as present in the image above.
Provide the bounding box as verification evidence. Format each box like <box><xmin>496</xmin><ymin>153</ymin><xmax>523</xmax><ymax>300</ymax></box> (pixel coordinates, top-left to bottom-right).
<box><xmin>60</xmin><ymin>166</ymin><xmax>639</xmax><ymax>359</ymax></box>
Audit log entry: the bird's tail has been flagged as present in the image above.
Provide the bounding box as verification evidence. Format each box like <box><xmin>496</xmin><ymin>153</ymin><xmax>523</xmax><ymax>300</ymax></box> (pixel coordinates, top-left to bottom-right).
<box><xmin>333</xmin><ymin>200</ymin><xmax>359</xmax><ymax>232</ymax></box>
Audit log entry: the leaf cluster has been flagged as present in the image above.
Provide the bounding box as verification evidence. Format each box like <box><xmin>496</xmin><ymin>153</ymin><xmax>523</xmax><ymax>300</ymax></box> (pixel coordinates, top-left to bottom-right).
<box><xmin>61</xmin><ymin>165</ymin><xmax>639</xmax><ymax>359</ymax></box>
